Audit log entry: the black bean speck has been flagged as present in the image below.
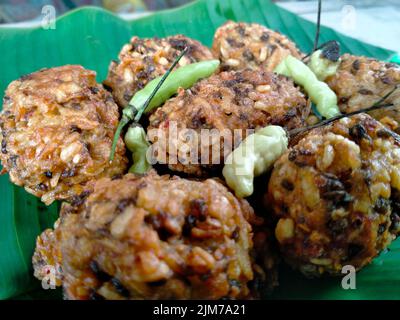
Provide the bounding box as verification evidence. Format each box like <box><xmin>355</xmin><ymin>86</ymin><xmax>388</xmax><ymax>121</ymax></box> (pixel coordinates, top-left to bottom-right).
<box><xmin>89</xmin><ymin>260</ymin><xmax>111</xmax><ymax>282</ymax></box>
<box><xmin>358</xmin><ymin>89</ymin><xmax>373</xmax><ymax>95</ymax></box>
<box><xmin>61</xmin><ymin>168</ymin><xmax>75</xmax><ymax>178</ymax></box>
<box><xmin>37</xmin><ymin>183</ymin><xmax>48</xmax><ymax>191</ymax></box>
<box><xmin>89</xmin><ymin>290</ymin><xmax>105</xmax><ymax>300</ymax></box>
<box><xmin>123</xmin><ymin>91</ymin><xmax>132</xmax><ymax>102</ymax></box>
<box><xmin>117</xmin><ymin>198</ymin><xmax>135</xmax><ymax>212</ymax></box>
<box><xmin>169</xmin><ymin>38</ymin><xmax>188</xmax><ymax>51</ymax></box>
<box><xmin>111</xmin><ymin>174</ymin><xmax>123</xmax><ymax>181</ymax></box>
<box><xmin>89</xmin><ymin>87</ymin><xmax>99</xmax><ymax>94</ymax></box>
<box><xmin>1</xmin><ymin>139</ymin><xmax>7</xmax><ymax>154</ymax></box>
<box><xmin>349</xmin><ymin>123</ymin><xmax>370</xmax><ymax>141</ymax></box>
<box><xmin>8</xmin><ymin>155</ymin><xmax>18</xmax><ymax>167</ymax></box>
<box><xmin>376</xmin><ymin>129</ymin><xmax>393</xmax><ymax>139</ymax></box>
<box><xmin>339</xmin><ymin>97</ymin><xmax>349</xmax><ymax>104</ymax></box>
<box><xmin>321</xmin><ymin>41</ymin><xmax>340</xmax><ymax>62</ymax></box>
<box><xmin>352</xmin><ymin>59</ymin><xmax>360</xmax><ymax>71</ymax></box>
<box><xmin>243</xmin><ymin>49</ymin><xmax>254</xmax><ymax>61</ymax></box>
<box><xmin>228</xmin><ymin>279</ymin><xmax>241</xmax><ymax>289</ymax></box>
<box><xmin>70</xmin><ymin>190</ymin><xmax>90</xmax><ymax>207</ymax></box>
<box><xmin>232</xmin><ymin>227</ymin><xmax>240</xmax><ymax>240</ymax></box>
<box><xmin>145</xmin><ymin>214</ymin><xmax>163</xmax><ymax>230</ymax></box>
<box><xmin>44</xmin><ymin>171</ymin><xmax>53</xmax><ymax>178</ymax></box>
<box><xmin>183</xmin><ymin>214</ymin><xmax>197</xmax><ymax>237</ymax></box>
<box><xmin>148</xmin><ymin>279</ymin><xmax>167</xmax><ymax>287</ymax></box>
<box><xmin>260</xmin><ymin>32</ymin><xmax>269</xmax><ymax>42</ymax></box>
<box><xmin>381</xmin><ymin>76</ymin><xmax>393</xmax><ymax>85</ymax></box>
<box><xmin>374</xmin><ymin>197</ymin><xmax>390</xmax><ymax>214</ymax></box>
<box><xmin>190</xmin><ymin>199</ymin><xmax>208</xmax><ymax>221</ymax></box>
<box><xmin>281</xmin><ymin>179</ymin><xmax>294</xmax><ymax>191</ymax></box>
<box><xmin>327</xmin><ymin>218</ymin><xmax>348</xmax><ymax>236</ymax></box>
<box><xmin>288</xmin><ymin>150</ymin><xmax>297</xmax><ymax>162</ymax></box>
<box><xmin>70</xmin><ymin>125</ymin><xmax>82</xmax><ymax>133</ymax></box>
<box><xmin>237</xmin><ymin>26</ymin><xmax>246</xmax><ymax>36</ymax></box>
<box><xmin>347</xmin><ymin>244</ymin><xmax>364</xmax><ymax>260</ymax></box>
<box><xmin>111</xmin><ymin>278</ymin><xmax>130</xmax><ymax>297</ymax></box>
<box><xmin>378</xmin><ymin>223</ymin><xmax>387</xmax><ymax>235</ymax></box>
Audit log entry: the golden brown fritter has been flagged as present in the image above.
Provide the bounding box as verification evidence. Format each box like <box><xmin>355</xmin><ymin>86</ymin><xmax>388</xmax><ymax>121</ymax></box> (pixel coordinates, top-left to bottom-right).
<box><xmin>104</xmin><ymin>35</ymin><xmax>214</xmax><ymax>107</ymax></box>
<box><xmin>32</xmin><ymin>221</ymin><xmax>63</xmax><ymax>287</ymax></box>
<box><xmin>212</xmin><ymin>21</ymin><xmax>303</xmax><ymax>72</ymax></box>
<box><xmin>326</xmin><ymin>54</ymin><xmax>400</xmax><ymax>125</ymax></box>
<box><xmin>267</xmin><ymin>114</ymin><xmax>400</xmax><ymax>277</ymax></box>
<box><xmin>33</xmin><ymin>172</ymin><xmax>278</xmax><ymax>300</ymax></box>
<box><xmin>0</xmin><ymin>66</ymin><xmax>128</xmax><ymax>205</ymax></box>
<box><xmin>148</xmin><ymin>69</ymin><xmax>308</xmax><ymax>176</ymax></box>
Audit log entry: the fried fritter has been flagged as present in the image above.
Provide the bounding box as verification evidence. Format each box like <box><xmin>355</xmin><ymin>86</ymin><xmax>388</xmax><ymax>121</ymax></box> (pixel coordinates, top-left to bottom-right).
<box><xmin>267</xmin><ymin>114</ymin><xmax>400</xmax><ymax>277</ymax></box>
<box><xmin>326</xmin><ymin>54</ymin><xmax>400</xmax><ymax>126</ymax></box>
<box><xmin>104</xmin><ymin>35</ymin><xmax>214</xmax><ymax>107</ymax></box>
<box><xmin>0</xmin><ymin>66</ymin><xmax>128</xmax><ymax>205</ymax></box>
<box><xmin>212</xmin><ymin>21</ymin><xmax>303</xmax><ymax>72</ymax></box>
<box><xmin>148</xmin><ymin>69</ymin><xmax>308</xmax><ymax>176</ymax></box>
<box><xmin>33</xmin><ymin>172</ymin><xmax>277</xmax><ymax>300</ymax></box>
<box><xmin>32</xmin><ymin>221</ymin><xmax>63</xmax><ymax>287</ymax></box>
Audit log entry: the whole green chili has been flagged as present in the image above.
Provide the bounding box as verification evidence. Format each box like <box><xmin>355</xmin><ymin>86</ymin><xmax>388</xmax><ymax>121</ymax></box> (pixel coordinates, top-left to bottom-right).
<box><xmin>124</xmin><ymin>124</ymin><xmax>152</xmax><ymax>174</ymax></box>
<box><xmin>132</xmin><ymin>59</ymin><xmax>220</xmax><ymax>121</ymax></box>
<box><xmin>275</xmin><ymin>55</ymin><xmax>341</xmax><ymax>119</ymax></box>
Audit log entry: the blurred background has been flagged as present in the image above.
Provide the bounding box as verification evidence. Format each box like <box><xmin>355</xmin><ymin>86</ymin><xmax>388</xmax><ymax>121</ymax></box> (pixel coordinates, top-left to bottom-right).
<box><xmin>0</xmin><ymin>0</ymin><xmax>399</xmax><ymax>52</ymax></box>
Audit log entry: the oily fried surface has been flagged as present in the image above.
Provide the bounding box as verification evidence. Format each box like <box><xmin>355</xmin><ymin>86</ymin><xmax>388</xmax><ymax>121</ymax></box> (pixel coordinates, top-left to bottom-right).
<box><xmin>0</xmin><ymin>65</ymin><xmax>128</xmax><ymax>205</ymax></box>
<box><xmin>212</xmin><ymin>21</ymin><xmax>303</xmax><ymax>72</ymax></box>
<box><xmin>268</xmin><ymin>114</ymin><xmax>400</xmax><ymax>277</ymax></box>
<box><xmin>104</xmin><ymin>35</ymin><xmax>214</xmax><ymax>107</ymax></box>
<box><xmin>32</xmin><ymin>221</ymin><xmax>63</xmax><ymax>287</ymax></box>
<box><xmin>148</xmin><ymin>69</ymin><xmax>308</xmax><ymax>176</ymax></box>
<box><xmin>38</xmin><ymin>172</ymin><xmax>277</xmax><ymax>300</ymax></box>
<box><xmin>326</xmin><ymin>54</ymin><xmax>400</xmax><ymax>127</ymax></box>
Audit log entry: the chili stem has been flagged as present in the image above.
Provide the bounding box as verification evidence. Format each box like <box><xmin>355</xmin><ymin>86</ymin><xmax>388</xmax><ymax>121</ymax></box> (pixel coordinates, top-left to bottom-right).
<box><xmin>290</xmin><ymin>85</ymin><xmax>399</xmax><ymax>137</ymax></box>
<box><xmin>109</xmin><ymin>115</ymin><xmax>129</xmax><ymax>162</ymax></box>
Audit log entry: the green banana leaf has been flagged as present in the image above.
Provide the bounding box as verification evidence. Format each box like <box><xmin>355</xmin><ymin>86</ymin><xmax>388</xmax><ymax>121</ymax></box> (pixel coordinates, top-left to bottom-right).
<box><xmin>0</xmin><ymin>0</ymin><xmax>398</xmax><ymax>300</ymax></box>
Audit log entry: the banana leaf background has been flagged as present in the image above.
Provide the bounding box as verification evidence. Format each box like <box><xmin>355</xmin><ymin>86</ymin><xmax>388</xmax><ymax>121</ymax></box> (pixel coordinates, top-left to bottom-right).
<box><xmin>0</xmin><ymin>0</ymin><xmax>399</xmax><ymax>300</ymax></box>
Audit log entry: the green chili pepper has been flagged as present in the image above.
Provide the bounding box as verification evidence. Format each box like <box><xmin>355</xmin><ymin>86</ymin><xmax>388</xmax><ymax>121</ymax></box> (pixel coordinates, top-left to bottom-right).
<box><xmin>124</xmin><ymin>125</ymin><xmax>152</xmax><ymax>174</ymax></box>
<box><xmin>222</xmin><ymin>125</ymin><xmax>288</xmax><ymax>198</ymax></box>
<box><xmin>132</xmin><ymin>59</ymin><xmax>220</xmax><ymax>121</ymax></box>
<box><xmin>275</xmin><ymin>55</ymin><xmax>341</xmax><ymax>119</ymax></box>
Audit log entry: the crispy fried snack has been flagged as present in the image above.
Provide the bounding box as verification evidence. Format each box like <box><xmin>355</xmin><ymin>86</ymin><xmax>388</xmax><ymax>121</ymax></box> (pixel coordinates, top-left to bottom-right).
<box><xmin>148</xmin><ymin>69</ymin><xmax>307</xmax><ymax>176</ymax></box>
<box><xmin>212</xmin><ymin>21</ymin><xmax>303</xmax><ymax>72</ymax></box>
<box><xmin>32</xmin><ymin>221</ymin><xmax>63</xmax><ymax>287</ymax></box>
<box><xmin>104</xmin><ymin>35</ymin><xmax>214</xmax><ymax>107</ymax></box>
<box><xmin>326</xmin><ymin>54</ymin><xmax>400</xmax><ymax>127</ymax></box>
<box><xmin>33</xmin><ymin>172</ymin><xmax>277</xmax><ymax>299</ymax></box>
<box><xmin>0</xmin><ymin>66</ymin><xmax>128</xmax><ymax>205</ymax></box>
<box><xmin>268</xmin><ymin>114</ymin><xmax>400</xmax><ymax>277</ymax></box>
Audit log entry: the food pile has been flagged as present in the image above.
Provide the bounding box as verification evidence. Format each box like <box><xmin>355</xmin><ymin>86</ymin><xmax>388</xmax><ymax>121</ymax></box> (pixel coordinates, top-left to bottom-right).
<box><xmin>1</xmin><ymin>19</ymin><xmax>399</xmax><ymax>300</ymax></box>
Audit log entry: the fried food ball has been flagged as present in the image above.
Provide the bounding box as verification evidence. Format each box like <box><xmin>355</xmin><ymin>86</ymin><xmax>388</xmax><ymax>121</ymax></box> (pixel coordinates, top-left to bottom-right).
<box><xmin>33</xmin><ymin>221</ymin><xmax>63</xmax><ymax>287</ymax></box>
<box><xmin>33</xmin><ymin>172</ymin><xmax>277</xmax><ymax>300</ymax></box>
<box><xmin>148</xmin><ymin>69</ymin><xmax>308</xmax><ymax>176</ymax></box>
<box><xmin>0</xmin><ymin>66</ymin><xmax>128</xmax><ymax>205</ymax></box>
<box><xmin>212</xmin><ymin>21</ymin><xmax>303</xmax><ymax>72</ymax></box>
<box><xmin>326</xmin><ymin>54</ymin><xmax>400</xmax><ymax>126</ymax></box>
<box><xmin>267</xmin><ymin>114</ymin><xmax>400</xmax><ymax>277</ymax></box>
<box><xmin>104</xmin><ymin>35</ymin><xmax>214</xmax><ymax>107</ymax></box>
